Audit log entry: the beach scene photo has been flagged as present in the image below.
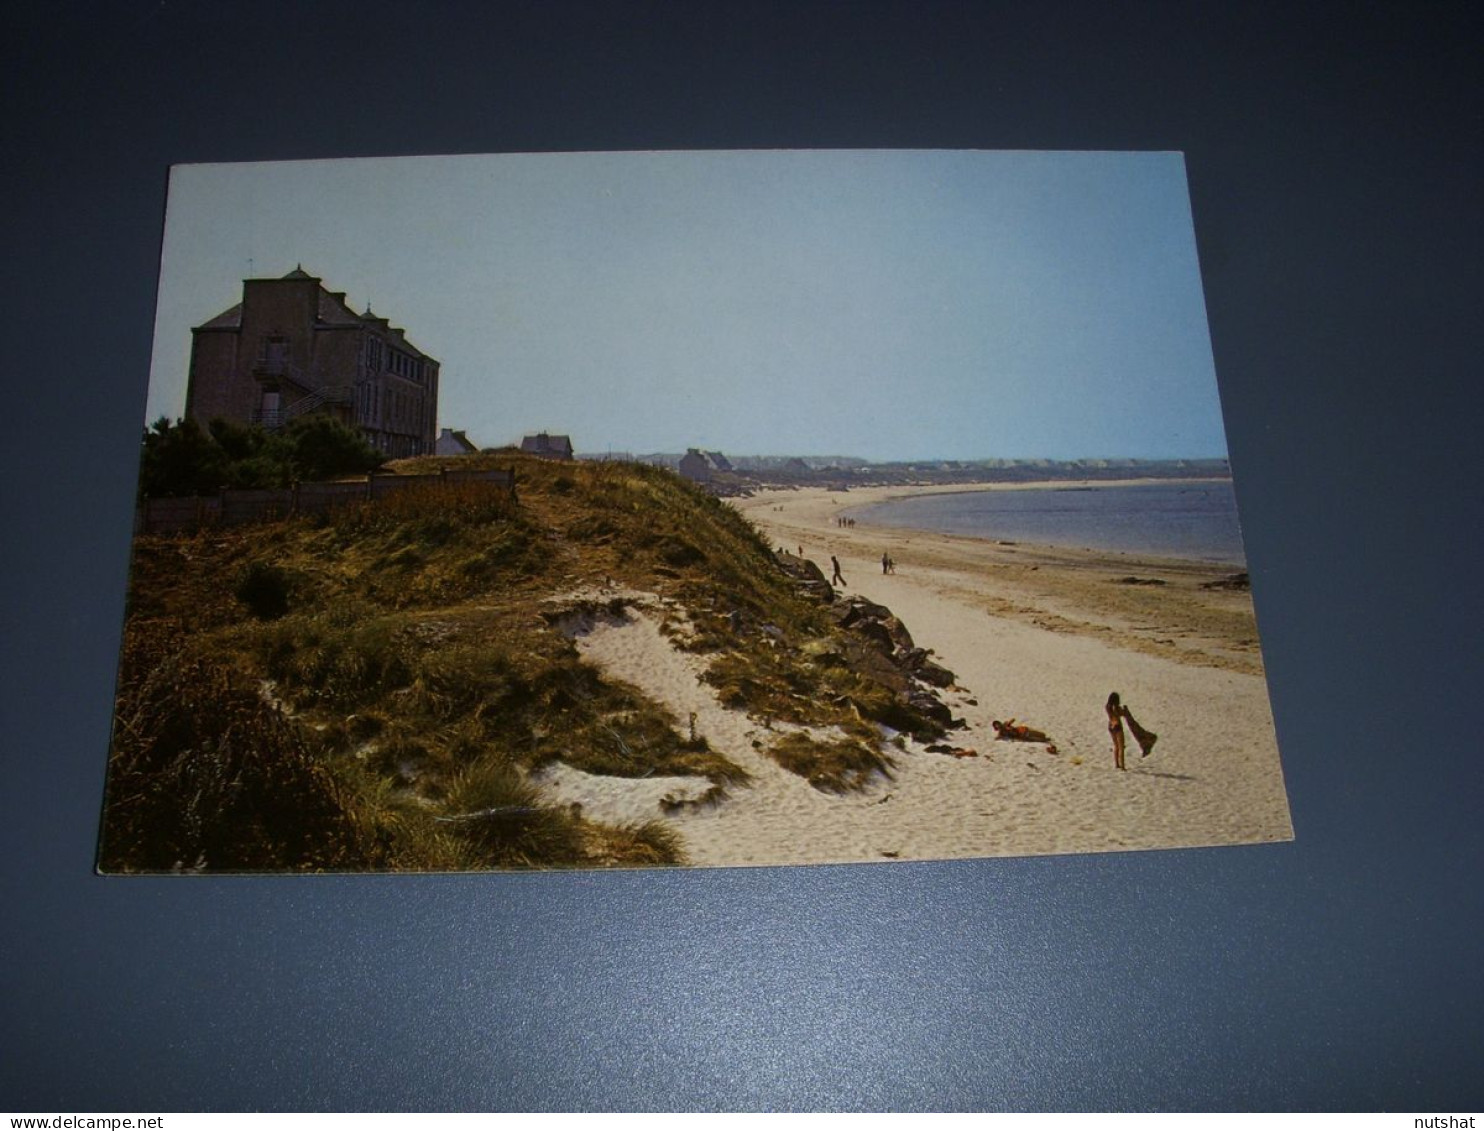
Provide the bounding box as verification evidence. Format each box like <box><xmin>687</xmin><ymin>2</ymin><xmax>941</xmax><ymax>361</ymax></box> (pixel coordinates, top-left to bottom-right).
<box><xmin>99</xmin><ymin>149</ymin><xmax>1292</xmax><ymax>872</ymax></box>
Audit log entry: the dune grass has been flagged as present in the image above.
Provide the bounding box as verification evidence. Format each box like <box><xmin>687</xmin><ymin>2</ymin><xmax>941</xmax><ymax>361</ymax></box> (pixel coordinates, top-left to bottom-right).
<box><xmin>765</xmin><ymin>732</ymin><xmax>896</xmax><ymax>794</ymax></box>
<box><xmin>98</xmin><ymin>620</ymin><xmax>378</xmax><ymax>873</ymax></box>
<box><xmin>107</xmin><ymin>455</ymin><xmax>944</xmax><ymax>870</ymax></box>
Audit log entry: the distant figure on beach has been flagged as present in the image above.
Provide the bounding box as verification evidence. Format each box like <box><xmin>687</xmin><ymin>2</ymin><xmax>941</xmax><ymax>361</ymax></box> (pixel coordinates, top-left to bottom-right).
<box><xmin>887</xmin><ymin>555</ymin><xmax>895</xmax><ymax>574</ymax></box>
<box><xmin>1106</xmin><ymin>692</ymin><xmax>1158</xmax><ymax>771</ymax></box>
<box><xmin>882</xmin><ymin>552</ymin><xmax>890</xmax><ymax>575</ymax></box>
<box><xmin>830</xmin><ymin>555</ymin><xmax>846</xmax><ymax>587</ymax></box>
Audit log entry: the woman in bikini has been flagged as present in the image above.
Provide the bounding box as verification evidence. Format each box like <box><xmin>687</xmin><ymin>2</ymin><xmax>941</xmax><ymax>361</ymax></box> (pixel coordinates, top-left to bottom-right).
<box><xmin>1106</xmin><ymin>692</ymin><xmax>1128</xmax><ymax>771</ymax></box>
<box><xmin>1106</xmin><ymin>692</ymin><xmax>1158</xmax><ymax>772</ymax></box>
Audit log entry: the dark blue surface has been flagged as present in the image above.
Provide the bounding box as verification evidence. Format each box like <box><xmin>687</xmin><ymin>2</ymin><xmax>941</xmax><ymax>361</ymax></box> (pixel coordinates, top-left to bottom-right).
<box><xmin>852</xmin><ymin>481</ymin><xmax>1248</xmax><ymax>565</ymax></box>
<box><xmin>2</xmin><ymin>1</ymin><xmax>1480</xmax><ymax>1111</ymax></box>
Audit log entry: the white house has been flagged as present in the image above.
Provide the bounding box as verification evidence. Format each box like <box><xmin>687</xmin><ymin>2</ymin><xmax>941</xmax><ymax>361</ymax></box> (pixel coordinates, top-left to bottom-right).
<box><xmin>435</xmin><ymin>428</ymin><xmax>479</xmax><ymax>456</ymax></box>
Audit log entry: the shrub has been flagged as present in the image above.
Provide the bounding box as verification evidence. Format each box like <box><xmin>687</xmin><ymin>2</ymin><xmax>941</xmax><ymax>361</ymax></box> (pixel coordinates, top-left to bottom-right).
<box><xmin>138</xmin><ymin>417</ymin><xmax>231</xmax><ymax>499</ymax></box>
<box><xmin>766</xmin><ymin>732</ymin><xmax>895</xmax><ymax>794</ymax></box>
<box><xmin>441</xmin><ymin>756</ymin><xmax>586</xmax><ymax>868</ymax></box>
<box><xmin>276</xmin><ymin>414</ymin><xmax>384</xmax><ymax>482</ymax></box>
<box><xmin>137</xmin><ymin>415</ymin><xmax>385</xmax><ymax>499</ymax></box>
<box><xmin>235</xmin><ymin>562</ymin><xmax>293</xmax><ymax>620</ymax></box>
<box><xmin>99</xmin><ymin>622</ymin><xmax>376</xmax><ymax>872</ymax></box>
<box><xmin>594</xmin><ymin>820</ymin><xmax>687</xmax><ymax>867</ymax></box>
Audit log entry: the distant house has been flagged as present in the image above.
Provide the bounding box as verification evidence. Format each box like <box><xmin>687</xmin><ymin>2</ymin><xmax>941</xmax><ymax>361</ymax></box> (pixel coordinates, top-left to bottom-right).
<box><xmin>435</xmin><ymin>428</ymin><xmax>479</xmax><ymax>456</ymax></box>
<box><xmin>186</xmin><ymin>266</ymin><xmax>439</xmax><ymax>458</ymax></box>
<box><xmin>678</xmin><ymin>448</ymin><xmax>730</xmax><ymax>483</ymax></box>
<box><xmin>520</xmin><ymin>432</ymin><xmax>574</xmax><ymax>460</ymax></box>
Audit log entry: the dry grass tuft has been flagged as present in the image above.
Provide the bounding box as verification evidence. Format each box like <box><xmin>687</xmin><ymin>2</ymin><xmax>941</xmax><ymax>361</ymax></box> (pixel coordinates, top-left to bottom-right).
<box><xmin>99</xmin><ymin>621</ymin><xmax>377</xmax><ymax>872</ymax></box>
<box><xmin>765</xmin><ymin>732</ymin><xmax>896</xmax><ymax>794</ymax></box>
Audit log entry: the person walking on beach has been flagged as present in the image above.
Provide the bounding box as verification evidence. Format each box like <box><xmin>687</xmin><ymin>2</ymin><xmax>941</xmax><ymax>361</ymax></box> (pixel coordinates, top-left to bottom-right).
<box><xmin>1106</xmin><ymin>692</ymin><xmax>1158</xmax><ymax>771</ymax></box>
<box><xmin>1106</xmin><ymin>692</ymin><xmax>1128</xmax><ymax>771</ymax></box>
<box><xmin>882</xmin><ymin>552</ymin><xmax>891</xmax><ymax>575</ymax></box>
<box><xmin>830</xmin><ymin>555</ymin><xmax>846</xmax><ymax>587</ymax></box>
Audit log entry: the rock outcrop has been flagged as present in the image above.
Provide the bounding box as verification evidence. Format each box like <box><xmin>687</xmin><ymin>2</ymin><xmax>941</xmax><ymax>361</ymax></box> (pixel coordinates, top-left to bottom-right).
<box><xmin>772</xmin><ymin>550</ymin><xmax>836</xmax><ymax>604</ymax></box>
<box><xmin>767</xmin><ymin>553</ymin><xmax>962</xmax><ymax>730</ymax></box>
<box><xmin>768</xmin><ymin>552</ymin><xmax>964</xmax><ymax>736</ymax></box>
<box><xmin>824</xmin><ymin>595</ymin><xmax>962</xmax><ymax>731</ymax></box>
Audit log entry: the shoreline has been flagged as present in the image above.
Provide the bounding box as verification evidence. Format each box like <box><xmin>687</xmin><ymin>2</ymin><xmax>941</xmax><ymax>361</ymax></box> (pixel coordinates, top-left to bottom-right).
<box><xmin>735</xmin><ymin>485</ymin><xmax>1260</xmax><ymax>675</ymax></box>
<box><xmin>812</xmin><ymin>477</ymin><xmax>1242</xmax><ymax>569</ymax></box>
<box><xmin>718</xmin><ymin>485</ymin><xmax>1291</xmax><ymax>860</ymax></box>
<box><xmin>540</xmin><ymin>483</ymin><xmax>1293</xmax><ymax>866</ymax></box>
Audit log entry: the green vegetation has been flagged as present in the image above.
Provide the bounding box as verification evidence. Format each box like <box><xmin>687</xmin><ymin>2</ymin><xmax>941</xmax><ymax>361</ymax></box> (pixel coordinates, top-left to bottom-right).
<box><xmin>104</xmin><ymin>453</ymin><xmax>947</xmax><ymax>872</ymax></box>
<box><xmin>138</xmin><ymin>415</ymin><xmax>385</xmax><ymax>499</ymax></box>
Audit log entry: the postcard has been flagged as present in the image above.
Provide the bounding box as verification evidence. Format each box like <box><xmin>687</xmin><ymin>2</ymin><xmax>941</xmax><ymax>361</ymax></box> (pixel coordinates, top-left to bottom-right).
<box><xmin>99</xmin><ymin>150</ymin><xmax>1292</xmax><ymax>872</ymax></box>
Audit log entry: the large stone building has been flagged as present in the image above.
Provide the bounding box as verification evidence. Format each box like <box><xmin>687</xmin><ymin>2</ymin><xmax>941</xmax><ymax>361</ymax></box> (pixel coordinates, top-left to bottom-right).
<box><xmin>185</xmin><ymin>267</ymin><xmax>439</xmax><ymax>458</ymax></box>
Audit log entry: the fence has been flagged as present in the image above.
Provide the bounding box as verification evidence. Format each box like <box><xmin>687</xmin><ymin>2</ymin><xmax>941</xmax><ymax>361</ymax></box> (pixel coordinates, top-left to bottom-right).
<box><xmin>135</xmin><ymin>466</ymin><xmax>517</xmax><ymax>536</ymax></box>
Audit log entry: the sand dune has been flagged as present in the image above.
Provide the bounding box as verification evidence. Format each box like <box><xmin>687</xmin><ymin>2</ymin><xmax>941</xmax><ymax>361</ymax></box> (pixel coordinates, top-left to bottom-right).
<box><xmin>536</xmin><ymin>484</ymin><xmax>1292</xmax><ymax>867</ymax></box>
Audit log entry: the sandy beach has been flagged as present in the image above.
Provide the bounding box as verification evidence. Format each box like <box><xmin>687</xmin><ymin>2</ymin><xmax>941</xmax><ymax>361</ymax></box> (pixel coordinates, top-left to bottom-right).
<box><xmin>538</xmin><ymin>482</ymin><xmax>1293</xmax><ymax>867</ymax></box>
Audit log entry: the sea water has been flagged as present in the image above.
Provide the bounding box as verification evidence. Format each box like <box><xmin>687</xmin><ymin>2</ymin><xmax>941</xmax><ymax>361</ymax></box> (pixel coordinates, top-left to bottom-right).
<box><xmin>848</xmin><ymin>480</ymin><xmax>1247</xmax><ymax>566</ymax></box>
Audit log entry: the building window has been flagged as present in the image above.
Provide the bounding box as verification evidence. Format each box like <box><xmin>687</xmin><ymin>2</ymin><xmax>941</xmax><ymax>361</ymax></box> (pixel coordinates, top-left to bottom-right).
<box><xmin>263</xmin><ymin>336</ymin><xmax>288</xmax><ymax>372</ymax></box>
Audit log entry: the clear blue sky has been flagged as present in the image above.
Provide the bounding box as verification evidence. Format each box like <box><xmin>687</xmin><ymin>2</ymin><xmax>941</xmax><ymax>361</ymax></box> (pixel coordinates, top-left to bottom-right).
<box><xmin>148</xmin><ymin>150</ymin><xmax>1227</xmax><ymax>461</ymax></box>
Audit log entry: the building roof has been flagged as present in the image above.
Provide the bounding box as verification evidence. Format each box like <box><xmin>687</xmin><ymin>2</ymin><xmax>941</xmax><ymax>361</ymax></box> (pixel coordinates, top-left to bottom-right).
<box><xmin>437</xmin><ymin>428</ymin><xmax>479</xmax><ymax>453</ymax></box>
<box><xmin>682</xmin><ymin>445</ymin><xmax>724</xmax><ymax>466</ymax></box>
<box><xmin>190</xmin><ymin>267</ymin><xmax>436</xmax><ymax>359</ymax></box>
<box><xmin>196</xmin><ymin>303</ymin><xmax>244</xmax><ymax>331</ymax></box>
<box><xmin>317</xmin><ymin>288</ymin><xmax>363</xmax><ymax>327</ymax></box>
<box><xmin>681</xmin><ymin>448</ymin><xmax>727</xmax><ymax>470</ymax></box>
<box><xmin>521</xmin><ymin>432</ymin><xmax>574</xmax><ymax>454</ymax></box>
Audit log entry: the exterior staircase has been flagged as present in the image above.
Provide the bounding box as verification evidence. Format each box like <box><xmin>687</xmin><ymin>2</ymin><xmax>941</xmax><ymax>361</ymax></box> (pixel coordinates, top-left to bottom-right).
<box><xmin>250</xmin><ymin>383</ymin><xmax>353</xmax><ymax>429</ymax></box>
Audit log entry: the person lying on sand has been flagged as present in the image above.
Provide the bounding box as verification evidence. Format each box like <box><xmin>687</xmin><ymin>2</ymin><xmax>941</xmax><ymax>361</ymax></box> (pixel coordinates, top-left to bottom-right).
<box><xmin>992</xmin><ymin>718</ymin><xmax>1051</xmax><ymax>744</ymax></box>
<box><xmin>991</xmin><ymin>719</ymin><xmax>1059</xmax><ymax>754</ymax></box>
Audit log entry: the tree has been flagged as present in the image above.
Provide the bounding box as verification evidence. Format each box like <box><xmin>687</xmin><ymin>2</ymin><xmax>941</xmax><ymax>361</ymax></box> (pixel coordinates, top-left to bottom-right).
<box><xmin>137</xmin><ymin>414</ymin><xmax>385</xmax><ymax>498</ymax></box>
<box><xmin>274</xmin><ymin>415</ymin><xmax>384</xmax><ymax>482</ymax></box>
<box><xmin>208</xmin><ymin>417</ymin><xmax>281</xmax><ymax>489</ymax></box>
<box><xmin>138</xmin><ymin>417</ymin><xmax>230</xmax><ymax>498</ymax></box>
